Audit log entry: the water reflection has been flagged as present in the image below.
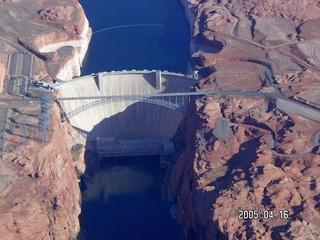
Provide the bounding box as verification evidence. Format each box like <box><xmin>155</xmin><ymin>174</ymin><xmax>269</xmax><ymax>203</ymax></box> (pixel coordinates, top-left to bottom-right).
<box><xmin>79</xmin><ymin>0</ymin><xmax>190</xmax><ymax>74</ymax></box>
<box><xmin>79</xmin><ymin>156</ymin><xmax>182</xmax><ymax>240</ymax></box>
<box><xmin>84</xmin><ymin>166</ymin><xmax>158</xmax><ymax>203</ymax></box>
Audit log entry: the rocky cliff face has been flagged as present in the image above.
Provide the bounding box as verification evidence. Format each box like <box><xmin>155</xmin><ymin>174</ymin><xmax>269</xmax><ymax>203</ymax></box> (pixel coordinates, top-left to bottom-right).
<box><xmin>0</xmin><ymin>0</ymin><xmax>90</xmax><ymax>239</ymax></box>
<box><xmin>0</xmin><ymin>0</ymin><xmax>91</xmax><ymax>83</ymax></box>
<box><xmin>0</xmin><ymin>106</ymin><xmax>86</xmax><ymax>240</ymax></box>
<box><xmin>171</xmin><ymin>93</ymin><xmax>320</xmax><ymax>239</ymax></box>
<box><xmin>34</xmin><ymin>1</ymin><xmax>91</xmax><ymax>80</ymax></box>
<box><xmin>171</xmin><ymin>0</ymin><xmax>320</xmax><ymax>239</ymax></box>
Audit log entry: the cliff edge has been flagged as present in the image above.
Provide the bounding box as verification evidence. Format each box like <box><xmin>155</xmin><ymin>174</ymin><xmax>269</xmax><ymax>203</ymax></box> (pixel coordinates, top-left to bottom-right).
<box><xmin>171</xmin><ymin>0</ymin><xmax>320</xmax><ymax>239</ymax></box>
<box><xmin>0</xmin><ymin>105</ymin><xmax>86</xmax><ymax>240</ymax></box>
<box><xmin>0</xmin><ymin>0</ymin><xmax>90</xmax><ymax>239</ymax></box>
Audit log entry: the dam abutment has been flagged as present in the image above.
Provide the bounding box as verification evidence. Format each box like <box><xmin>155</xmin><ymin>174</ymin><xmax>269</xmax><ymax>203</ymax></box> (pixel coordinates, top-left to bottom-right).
<box><xmin>59</xmin><ymin>70</ymin><xmax>197</xmax><ymax>160</ymax></box>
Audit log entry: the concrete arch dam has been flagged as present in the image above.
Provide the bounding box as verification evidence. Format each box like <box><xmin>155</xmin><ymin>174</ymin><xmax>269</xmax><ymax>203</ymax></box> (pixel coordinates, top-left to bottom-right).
<box><xmin>58</xmin><ymin>70</ymin><xmax>197</xmax><ymax>158</ymax></box>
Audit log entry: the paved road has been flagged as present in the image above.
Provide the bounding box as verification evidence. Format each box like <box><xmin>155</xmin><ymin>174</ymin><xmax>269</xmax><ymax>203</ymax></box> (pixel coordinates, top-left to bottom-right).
<box><xmin>0</xmin><ymin>87</ymin><xmax>319</xmax><ymax>124</ymax></box>
<box><xmin>222</xmin><ymin>3</ymin><xmax>317</xmax><ymax>51</ymax></box>
<box><xmin>262</xmin><ymin>67</ymin><xmax>281</xmax><ymax>95</ymax></box>
<box><xmin>8</xmin><ymin>52</ymin><xmax>22</xmax><ymax>76</ymax></box>
<box><xmin>53</xmin><ymin>90</ymin><xmax>276</xmax><ymax>101</ymax></box>
<box><xmin>60</xmin><ymin>89</ymin><xmax>320</xmax><ymax>126</ymax></box>
<box><xmin>7</xmin><ymin>52</ymin><xmax>33</xmax><ymax>95</ymax></box>
<box><xmin>22</xmin><ymin>54</ymin><xmax>33</xmax><ymax>80</ymax></box>
<box><xmin>312</xmin><ymin>130</ymin><xmax>320</xmax><ymax>148</ymax></box>
<box><xmin>276</xmin><ymin>98</ymin><xmax>320</xmax><ymax>122</ymax></box>
<box><xmin>221</xmin><ymin>3</ymin><xmax>319</xmax><ymax>71</ymax></box>
<box><xmin>8</xmin><ymin>52</ymin><xmax>33</xmax><ymax>78</ymax></box>
<box><xmin>310</xmin><ymin>43</ymin><xmax>320</xmax><ymax>68</ymax></box>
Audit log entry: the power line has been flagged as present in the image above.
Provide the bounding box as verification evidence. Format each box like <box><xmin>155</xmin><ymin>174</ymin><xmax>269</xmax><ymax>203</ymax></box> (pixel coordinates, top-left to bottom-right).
<box><xmin>39</xmin><ymin>97</ymin><xmax>51</xmax><ymax>142</ymax></box>
<box><xmin>92</xmin><ymin>24</ymin><xmax>166</xmax><ymax>34</ymax></box>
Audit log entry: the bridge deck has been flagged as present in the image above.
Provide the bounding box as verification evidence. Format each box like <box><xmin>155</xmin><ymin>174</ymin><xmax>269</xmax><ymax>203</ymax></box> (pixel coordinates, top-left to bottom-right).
<box><xmin>58</xmin><ymin>70</ymin><xmax>198</xmax><ymax>138</ymax></box>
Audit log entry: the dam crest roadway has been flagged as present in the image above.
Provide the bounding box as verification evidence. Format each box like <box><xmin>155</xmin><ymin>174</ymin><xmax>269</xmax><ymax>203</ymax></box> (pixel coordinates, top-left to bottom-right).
<box><xmin>54</xmin><ymin>69</ymin><xmax>320</xmax><ymax>160</ymax></box>
<box><xmin>58</xmin><ymin>70</ymin><xmax>198</xmax><ymax>160</ymax></box>
<box><xmin>2</xmin><ymin>68</ymin><xmax>320</xmax><ymax>159</ymax></box>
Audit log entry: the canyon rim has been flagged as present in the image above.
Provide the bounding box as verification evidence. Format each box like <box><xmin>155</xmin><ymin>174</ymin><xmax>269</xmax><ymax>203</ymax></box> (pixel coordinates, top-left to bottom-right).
<box><xmin>0</xmin><ymin>0</ymin><xmax>319</xmax><ymax>240</ymax></box>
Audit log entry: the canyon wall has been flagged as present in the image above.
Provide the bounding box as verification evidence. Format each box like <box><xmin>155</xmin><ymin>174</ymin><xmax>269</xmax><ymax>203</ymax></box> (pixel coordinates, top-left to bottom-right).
<box><xmin>0</xmin><ymin>105</ymin><xmax>86</xmax><ymax>240</ymax></box>
<box><xmin>171</xmin><ymin>0</ymin><xmax>320</xmax><ymax>239</ymax></box>
<box><xmin>0</xmin><ymin>0</ymin><xmax>90</xmax><ymax>239</ymax></box>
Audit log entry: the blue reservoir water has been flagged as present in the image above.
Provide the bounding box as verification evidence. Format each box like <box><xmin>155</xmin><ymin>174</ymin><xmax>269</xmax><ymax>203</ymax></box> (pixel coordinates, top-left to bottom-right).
<box><xmin>80</xmin><ymin>0</ymin><xmax>190</xmax><ymax>74</ymax></box>
<box><xmin>78</xmin><ymin>0</ymin><xmax>189</xmax><ymax>239</ymax></box>
<box><xmin>79</xmin><ymin>156</ymin><xmax>182</xmax><ymax>240</ymax></box>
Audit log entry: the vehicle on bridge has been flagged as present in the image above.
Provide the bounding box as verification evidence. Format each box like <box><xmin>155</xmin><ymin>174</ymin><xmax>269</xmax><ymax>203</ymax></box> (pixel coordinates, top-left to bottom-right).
<box><xmin>33</xmin><ymin>81</ymin><xmax>52</xmax><ymax>90</ymax></box>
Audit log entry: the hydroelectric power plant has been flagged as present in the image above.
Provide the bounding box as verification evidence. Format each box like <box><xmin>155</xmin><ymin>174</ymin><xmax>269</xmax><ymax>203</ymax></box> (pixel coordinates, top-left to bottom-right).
<box><xmin>59</xmin><ymin>70</ymin><xmax>197</xmax><ymax>162</ymax></box>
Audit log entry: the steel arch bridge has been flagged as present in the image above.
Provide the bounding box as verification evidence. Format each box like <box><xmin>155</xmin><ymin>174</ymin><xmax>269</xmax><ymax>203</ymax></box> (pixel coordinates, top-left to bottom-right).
<box><xmin>65</xmin><ymin>96</ymin><xmax>188</xmax><ymax>119</ymax></box>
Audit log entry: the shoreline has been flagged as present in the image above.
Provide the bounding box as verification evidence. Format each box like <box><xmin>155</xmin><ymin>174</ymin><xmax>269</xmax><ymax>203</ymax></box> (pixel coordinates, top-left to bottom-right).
<box><xmin>179</xmin><ymin>0</ymin><xmax>200</xmax><ymax>75</ymax></box>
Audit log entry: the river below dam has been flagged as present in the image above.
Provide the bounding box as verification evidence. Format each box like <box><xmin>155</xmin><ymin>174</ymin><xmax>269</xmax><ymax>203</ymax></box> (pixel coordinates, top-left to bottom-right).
<box><xmin>79</xmin><ymin>156</ymin><xmax>182</xmax><ymax>239</ymax></box>
<box><xmin>78</xmin><ymin>0</ymin><xmax>190</xmax><ymax>239</ymax></box>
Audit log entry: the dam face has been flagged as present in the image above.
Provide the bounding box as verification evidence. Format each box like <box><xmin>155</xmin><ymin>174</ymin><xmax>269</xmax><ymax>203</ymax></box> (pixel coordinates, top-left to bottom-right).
<box><xmin>59</xmin><ymin>70</ymin><xmax>196</xmax><ymax>157</ymax></box>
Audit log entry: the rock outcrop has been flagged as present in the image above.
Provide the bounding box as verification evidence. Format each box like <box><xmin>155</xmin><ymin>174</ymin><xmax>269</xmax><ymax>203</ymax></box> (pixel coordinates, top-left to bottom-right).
<box><xmin>171</xmin><ymin>0</ymin><xmax>320</xmax><ymax>239</ymax></box>
<box><xmin>0</xmin><ymin>0</ymin><xmax>91</xmax><ymax>82</ymax></box>
<box><xmin>0</xmin><ymin>0</ymin><xmax>90</xmax><ymax>239</ymax></box>
<box><xmin>0</xmin><ymin>105</ymin><xmax>86</xmax><ymax>240</ymax></box>
<box><xmin>171</xmin><ymin>93</ymin><xmax>320</xmax><ymax>239</ymax></box>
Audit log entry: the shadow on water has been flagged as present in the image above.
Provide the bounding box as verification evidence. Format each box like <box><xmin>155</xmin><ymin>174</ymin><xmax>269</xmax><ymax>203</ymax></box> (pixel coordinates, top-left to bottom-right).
<box><xmin>78</xmin><ymin>0</ymin><xmax>190</xmax><ymax>238</ymax></box>
<box><xmin>77</xmin><ymin>101</ymin><xmax>186</xmax><ymax>239</ymax></box>
<box><xmin>78</xmin><ymin>155</ymin><xmax>183</xmax><ymax>240</ymax></box>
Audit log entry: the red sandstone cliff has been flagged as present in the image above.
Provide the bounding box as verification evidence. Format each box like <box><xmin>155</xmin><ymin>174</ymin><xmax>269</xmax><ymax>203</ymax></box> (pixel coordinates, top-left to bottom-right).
<box><xmin>0</xmin><ymin>0</ymin><xmax>90</xmax><ymax>239</ymax></box>
<box><xmin>0</xmin><ymin>105</ymin><xmax>86</xmax><ymax>240</ymax></box>
<box><xmin>171</xmin><ymin>93</ymin><xmax>320</xmax><ymax>239</ymax></box>
<box><xmin>0</xmin><ymin>0</ymin><xmax>91</xmax><ymax>84</ymax></box>
<box><xmin>171</xmin><ymin>0</ymin><xmax>320</xmax><ymax>239</ymax></box>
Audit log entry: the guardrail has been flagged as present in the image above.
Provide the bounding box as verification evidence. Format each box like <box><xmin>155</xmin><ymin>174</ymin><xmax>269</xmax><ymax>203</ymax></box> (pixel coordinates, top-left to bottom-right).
<box><xmin>65</xmin><ymin>95</ymin><xmax>188</xmax><ymax>119</ymax></box>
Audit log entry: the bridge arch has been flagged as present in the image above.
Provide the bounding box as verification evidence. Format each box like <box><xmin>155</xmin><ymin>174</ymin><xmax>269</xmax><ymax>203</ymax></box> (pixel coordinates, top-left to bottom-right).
<box><xmin>59</xmin><ymin>70</ymin><xmax>197</xmax><ymax>139</ymax></box>
<box><xmin>66</xmin><ymin>96</ymin><xmax>187</xmax><ymax>119</ymax></box>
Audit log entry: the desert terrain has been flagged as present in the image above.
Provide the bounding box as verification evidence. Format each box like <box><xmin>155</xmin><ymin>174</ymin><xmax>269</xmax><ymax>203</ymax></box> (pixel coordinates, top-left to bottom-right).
<box><xmin>0</xmin><ymin>0</ymin><xmax>319</xmax><ymax>239</ymax></box>
<box><xmin>171</xmin><ymin>0</ymin><xmax>320</xmax><ymax>239</ymax></box>
<box><xmin>0</xmin><ymin>0</ymin><xmax>90</xmax><ymax>239</ymax></box>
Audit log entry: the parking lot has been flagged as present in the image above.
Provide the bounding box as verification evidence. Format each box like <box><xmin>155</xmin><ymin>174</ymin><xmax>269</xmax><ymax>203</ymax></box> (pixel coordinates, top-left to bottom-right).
<box><xmin>6</xmin><ymin>52</ymin><xmax>33</xmax><ymax>96</ymax></box>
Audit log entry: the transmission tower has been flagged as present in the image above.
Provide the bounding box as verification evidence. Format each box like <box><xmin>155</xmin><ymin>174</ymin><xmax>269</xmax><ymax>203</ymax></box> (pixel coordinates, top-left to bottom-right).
<box><xmin>39</xmin><ymin>97</ymin><xmax>51</xmax><ymax>142</ymax></box>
